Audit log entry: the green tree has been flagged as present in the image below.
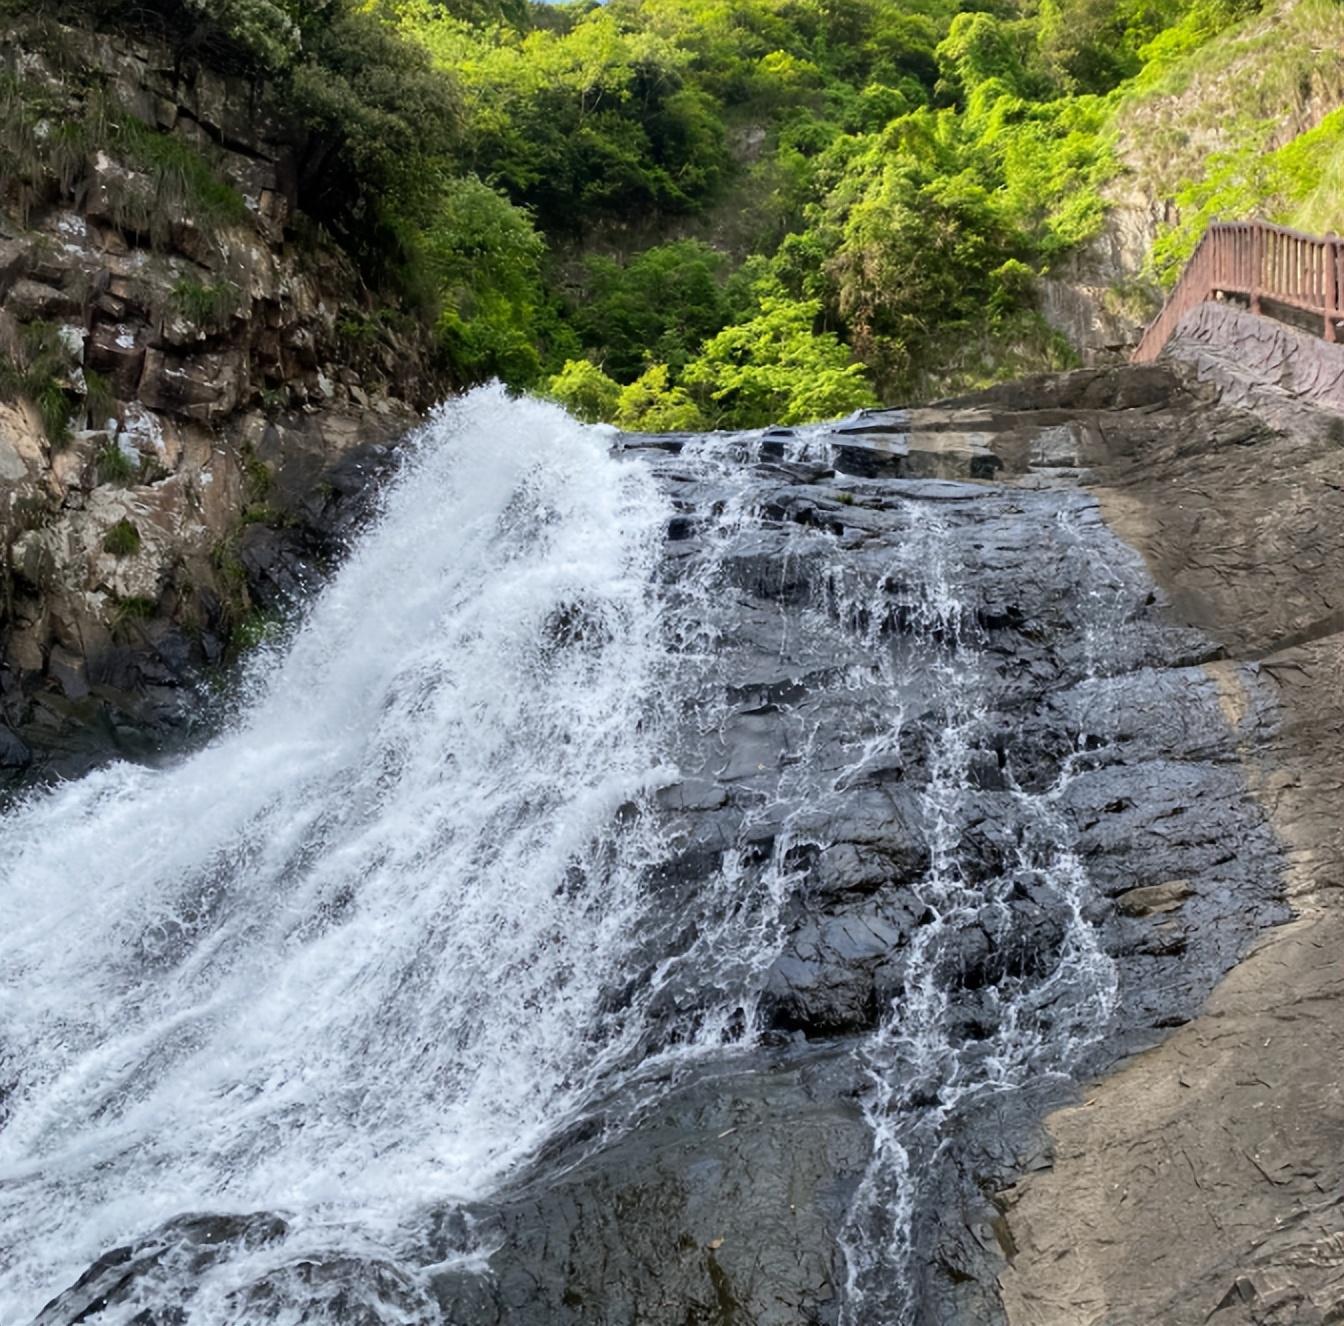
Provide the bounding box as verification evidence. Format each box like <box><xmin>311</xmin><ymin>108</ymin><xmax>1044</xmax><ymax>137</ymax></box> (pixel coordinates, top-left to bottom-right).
<box><xmin>574</xmin><ymin>240</ymin><xmax>731</xmax><ymax>382</ymax></box>
<box><xmin>614</xmin><ymin>363</ymin><xmax>705</xmax><ymax>431</ymax></box>
<box><xmin>285</xmin><ymin>3</ymin><xmax>462</xmax><ymax>275</ymax></box>
<box><xmin>824</xmin><ymin>159</ymin><xmax>1016</xmax><ymax>396</ymax></box>
<box><xmin>546</xmin><ymin>358</ymin><xmax>621</xmax><ymax>422</ymax></box>
<box><xmin>683</xmin><ymin>294</ymin><xmax>876</xmax><ymax>426</ymax></box>
<box><xmin>935</xmin><ymin>12</ymin><xmax>1029</xmax><ymax>102</ymax></box>
<box><xmin>424</xmin><ymin>175</ymin><xmax>547</xmax><ymax>386</ymax></box>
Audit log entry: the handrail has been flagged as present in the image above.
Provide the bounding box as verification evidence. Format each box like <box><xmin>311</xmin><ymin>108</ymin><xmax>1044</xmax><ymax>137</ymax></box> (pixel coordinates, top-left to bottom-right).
<box><xmin>1131</xmin><ymin>220</ymin><xmax>1344</xmax><ymax>363</ymax></box>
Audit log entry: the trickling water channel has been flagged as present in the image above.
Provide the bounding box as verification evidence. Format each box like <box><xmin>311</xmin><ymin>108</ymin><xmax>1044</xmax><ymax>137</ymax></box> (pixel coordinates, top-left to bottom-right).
<box><xmin>0</xmin><ymin>388</ymin><xmax>1284</xmax><ymax>1325</ymax></box>
<box><xmin>836</xmin><ymin>502</ymin><xmax>1119</xmax><ymax>1324</ymax></box>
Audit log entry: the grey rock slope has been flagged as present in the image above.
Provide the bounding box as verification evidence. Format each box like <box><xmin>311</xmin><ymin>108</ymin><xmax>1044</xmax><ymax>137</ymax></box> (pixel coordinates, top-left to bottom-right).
<box><xmin>30</xmin><ymin>342</ymin><xmax>1331</xmax><ymax>1324</ymax></box>
<box><xmin>999</xmin><ymin>312</ymin><xmax>1344</xmax><ymax>1325</ymax></box>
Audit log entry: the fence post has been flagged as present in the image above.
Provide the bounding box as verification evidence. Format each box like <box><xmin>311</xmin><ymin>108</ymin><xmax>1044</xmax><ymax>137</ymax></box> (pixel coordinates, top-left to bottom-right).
<box><xmin>1249</xmin><ymin>225</ymin><xmax>1263</xmax><ymax>314</ymax></box>
<box><xmin>1327</xmin><ymin>238</ymin><xmax>1339</xmax><ymax>343</ymax></box>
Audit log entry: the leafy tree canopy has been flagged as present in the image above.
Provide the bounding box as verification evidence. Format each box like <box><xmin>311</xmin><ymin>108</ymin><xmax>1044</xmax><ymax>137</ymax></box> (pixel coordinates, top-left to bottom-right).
<box><xmin>24</xmin><ymin>0</ymin><xmax>1292</xmax><ymax>423</ymax></box>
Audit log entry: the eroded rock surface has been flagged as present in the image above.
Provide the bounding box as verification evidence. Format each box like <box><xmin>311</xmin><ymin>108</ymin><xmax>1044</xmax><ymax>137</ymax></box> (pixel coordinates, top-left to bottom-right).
<box><xmin>0</xmin><ymin>17</ymin><xmax>428</xmax><ymax>779</ymax></box>
<box><xmin>997</xmin><ymin>320</ymin><xmax>1344</xmax><ymax>1325</ymax></box>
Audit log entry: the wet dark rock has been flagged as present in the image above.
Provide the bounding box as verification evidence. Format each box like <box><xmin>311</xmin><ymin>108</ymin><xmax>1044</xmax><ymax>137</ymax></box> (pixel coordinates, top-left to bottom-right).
<box><xmin>36</xmin><ymin>1226</ymin><xmax>438</xmax><ymax>1326</ymax></box>
<box><xmin>33</xmin><ymin>1213</ymin><xmax>289</xmax><ymax>1326</ymax></box>
<box><xmin>225</xmin><ymin>1256</ymin><xmax>438</xmax><ymax>1325</ymax></box>
<box><xmin>763</xmin><ymin>902</ymin><xmax>917</xmax><ymax>1034</ymax></box>
<box><xmin>419</xmin><ymin>378</ymin><xmax>1290</xmax><ymax>1325</ymax></box>
<box><xmin>436</xmin><ymin>1051</ymin><xmax>871</xmax><ymax>1326</ymax></box>
<box><xmin>0</xmin><ymin>723</ymin><xmax>31</xmax><ymax>769</ymax></box>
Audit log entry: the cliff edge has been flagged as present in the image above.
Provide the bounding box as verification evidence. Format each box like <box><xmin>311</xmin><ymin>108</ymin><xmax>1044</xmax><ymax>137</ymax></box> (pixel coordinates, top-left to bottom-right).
<box><xmin>0</xmin><ymin>14</ymin><xmax>436</xmax><ymax>778</ymax></box>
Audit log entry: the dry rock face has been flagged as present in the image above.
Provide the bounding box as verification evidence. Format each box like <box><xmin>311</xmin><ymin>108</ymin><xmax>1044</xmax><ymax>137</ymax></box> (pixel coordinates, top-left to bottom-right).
<box><xmin>1037</xmin><ymin>183</ymin><xmax>1167</xmax><ymax>364</ymax></box>
<box><xmin>997</xmin><ymin>308</ymin><xmax>1344</xmax><ymax>1325</ymax></box>
<box><xmin>0</xmin><ymin>19</ymin><xmax>428</xmax><ymax>777</ymax></box>
<box><xmin>1164</xmin><ymin>299</ymin><xmax>1344</xmax><ymax>418</ymax></box>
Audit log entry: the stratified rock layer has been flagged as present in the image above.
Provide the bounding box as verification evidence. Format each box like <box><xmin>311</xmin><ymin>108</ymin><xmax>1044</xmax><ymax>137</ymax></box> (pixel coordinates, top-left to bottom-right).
<box><xmin>0</xmin><ymin>17</ymin><xmax>430</xmax><ymax>778</ymax></box>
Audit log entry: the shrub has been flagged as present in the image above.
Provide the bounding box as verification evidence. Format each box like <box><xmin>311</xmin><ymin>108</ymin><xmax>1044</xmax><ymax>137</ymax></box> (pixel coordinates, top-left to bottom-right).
<box><xmin>683</xmin><ymin>294</ymin><xmax>878</xmax><ymax>427</ymax></box>
<box><xmin>573</xmin><ymin>241</ymin><xmax>732</xmax><ymax>384</ymax></box>
<box><xmin>102</xmin><ymin>518</ymin><xmax>142</xmax><ymax>556</ymax></box>
<box><xmin>546</xmin><ymin>359</ymin><xmax>621</xmax><ymax>423</ymax></box>
<box><xmin>613</xmin><ymin>363</ymin><xmax>706</xmax><ymax>433</ymax></box>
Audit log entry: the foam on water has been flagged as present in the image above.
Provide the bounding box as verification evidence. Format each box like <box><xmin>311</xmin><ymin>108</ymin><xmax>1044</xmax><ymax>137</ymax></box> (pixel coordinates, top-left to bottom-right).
<box><xmin>0</xmin><ymin>389</ymin><xmax>682</xmax><ymax>1321</ymax></box>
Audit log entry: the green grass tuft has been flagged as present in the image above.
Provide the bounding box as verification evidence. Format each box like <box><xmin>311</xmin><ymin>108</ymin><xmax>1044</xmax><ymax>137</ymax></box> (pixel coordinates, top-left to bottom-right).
<box><xmin>95</xmin><ymin>443</ymin><xmax>136</xmax><ymax>485</ymax></box>
<box><xmin>169</xmin><ymin>276</ymin><xmax>244</xmax><ymax>328</ymax></box>
<box><xmin>102</xmin><ymin>517</ymin><xmax>142</xmax><ymax>556</ymax></box>
<box><xmin>109</xmin><ymin>593</ymin><xmax>158</xmax><ymax>636</ymax></box>
<box><xmin>82</xmin><ymin>368</ymin><xmax>117</xmax><ymax>430</ymax></box>
<box><xmin>0</xmin><ymin>321</ymin><xmax>75</xmax><ymax>446</ymax></box>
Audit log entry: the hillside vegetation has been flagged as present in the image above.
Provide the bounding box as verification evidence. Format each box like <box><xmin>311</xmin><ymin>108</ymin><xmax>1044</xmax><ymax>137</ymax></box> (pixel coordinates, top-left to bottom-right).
<box><xmin>1114</xmin><ymin>0</ymin><xmax>1344</xmax><ymax>281</ymax></box>
<box><xmin>11</xmin><ymin>0</ymin><xmax>1343</xmax><ymax>429</ymax></box>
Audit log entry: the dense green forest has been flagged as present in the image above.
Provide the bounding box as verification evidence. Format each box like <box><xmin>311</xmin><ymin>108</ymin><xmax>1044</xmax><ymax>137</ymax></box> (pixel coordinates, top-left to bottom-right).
<box><xmin>14</xmin><ymin>0</ymin><xmax>1344</xmax><ymax>428</ymax></box>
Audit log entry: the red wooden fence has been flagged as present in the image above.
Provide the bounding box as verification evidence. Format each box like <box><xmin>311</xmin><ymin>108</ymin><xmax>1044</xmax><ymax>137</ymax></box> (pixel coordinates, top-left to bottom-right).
<box><xmin>1131</xmin><ymin>220</ymin><xmax>1344</xmax><ymax>363</ymax></box>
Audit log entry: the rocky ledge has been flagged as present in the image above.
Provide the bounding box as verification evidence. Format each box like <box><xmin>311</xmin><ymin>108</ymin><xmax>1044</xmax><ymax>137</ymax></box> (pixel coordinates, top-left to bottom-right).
<box><xmin>0</xmin><ymin>15</ymin><xmax>430</xmax><ymax>780</ymax></box>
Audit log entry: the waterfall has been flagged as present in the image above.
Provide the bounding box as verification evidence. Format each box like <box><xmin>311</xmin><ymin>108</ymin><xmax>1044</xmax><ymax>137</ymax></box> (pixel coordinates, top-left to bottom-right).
<box><xmin>0</xmin><ymin>390</ymin><xmax>683</xmax><ymax>1320</ymax></box>
<box><xmin>0</xmin><ymin>390</ymin><xmax>1153</xmax><ymax>1324</ymax></box>
<box><xmin>836</xmin><ymin>501</ymin><xmax>1120</xmax><ymax>1323</ymax></box>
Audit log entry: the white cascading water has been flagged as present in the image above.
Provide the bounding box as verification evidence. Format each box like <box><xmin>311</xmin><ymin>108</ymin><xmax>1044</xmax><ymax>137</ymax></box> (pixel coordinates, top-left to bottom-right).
<box><xmin>837</xmin><ymin>498</ymin><xmax>1121</xmax><ymax>1323</ymax></box>
<box><xmin>0</xmin><ymin>389</ymin><xmax>694</xmax><ymax>1322</ymax></box>
<box><xmin>0</xmin><ymin>392</ymin><xmax>1135</xmax><ymax>1324</ymax></box>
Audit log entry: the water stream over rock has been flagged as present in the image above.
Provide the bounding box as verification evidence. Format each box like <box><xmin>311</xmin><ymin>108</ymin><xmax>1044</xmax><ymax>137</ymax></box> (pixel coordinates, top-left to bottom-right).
<box><xmin>0</xmin><ymin>388</ymin><xmax>1286</xmax><ymax>1325</ymax></box>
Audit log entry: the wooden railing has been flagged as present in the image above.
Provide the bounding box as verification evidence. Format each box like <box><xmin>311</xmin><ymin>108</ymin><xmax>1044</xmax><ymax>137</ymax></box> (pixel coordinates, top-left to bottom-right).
<box><xmin>1132</xmin><ymin>220</ymin><xmax>1344</xmax><ymax>363</ymax></box>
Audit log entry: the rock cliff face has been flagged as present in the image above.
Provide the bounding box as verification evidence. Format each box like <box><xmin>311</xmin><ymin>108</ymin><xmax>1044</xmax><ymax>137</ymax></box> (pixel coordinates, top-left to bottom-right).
<box><xmin>0</xmin><ymin>17</ymin><xmax>431</xmax><ymax>778</ymax></box>
<box><xmin>1037</xmin><ymin>188</ymin><xmax>1166</xmax><ymax>364</ymax></box>
<box><xmin>998</xmin><ymin>305</ymin><xmax>1344</xmax><ymax>1325</ymax></box>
